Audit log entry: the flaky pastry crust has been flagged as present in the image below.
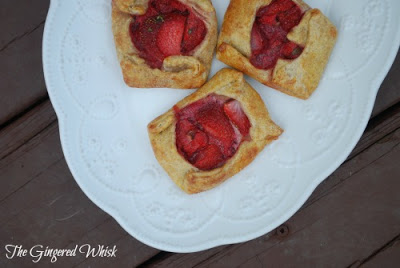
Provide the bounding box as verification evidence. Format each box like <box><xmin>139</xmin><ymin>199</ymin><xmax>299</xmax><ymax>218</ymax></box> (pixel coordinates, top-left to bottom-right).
<box><xmin>112</xmin><ymin>0</ymin><xmax>218</xmax><ymax>89</ymax></box>
<box><xmin>216</xmin><ymin>0</ymin><xmax>337</xmax><ymax>99</ymax></box>
<box><xmin>148</xmin><ymin>69</ymin><xmax>283</xmax><ymax>194</ymax></box>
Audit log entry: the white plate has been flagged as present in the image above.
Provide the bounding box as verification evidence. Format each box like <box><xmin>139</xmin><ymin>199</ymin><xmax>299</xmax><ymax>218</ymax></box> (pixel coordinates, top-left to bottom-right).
<box><xmin>43</xmin><ymin>0</ymin><xmax>400</xmax><ymax>252</ymax></box>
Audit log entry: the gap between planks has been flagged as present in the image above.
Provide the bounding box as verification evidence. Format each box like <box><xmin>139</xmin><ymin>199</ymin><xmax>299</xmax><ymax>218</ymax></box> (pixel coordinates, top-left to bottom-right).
<box><xmin>0</xmin><ymin>20</ymin><xmax>45</xmax><ymax>53</ymax></box>
<box><xmin>348</xmin><ymin>233</ymin><xmax>400</xmax><ymax>268</ymax></box>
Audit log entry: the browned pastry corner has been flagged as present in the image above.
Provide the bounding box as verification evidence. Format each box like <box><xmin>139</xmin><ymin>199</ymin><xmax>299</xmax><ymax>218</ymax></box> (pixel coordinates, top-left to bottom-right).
<box><xmin>112</xmin><ymin>0</ymin><xmax>218</xmax><ymax>89</ymax></box>
<box><xmin>217</xmin><ymin>0</ymin><xmax>337</xmax><ymax>99</ymax></box>
<box><xmin>148</xmin><ymin>68</ymin><xmax>283</xmax><ymax>194</ymax></box>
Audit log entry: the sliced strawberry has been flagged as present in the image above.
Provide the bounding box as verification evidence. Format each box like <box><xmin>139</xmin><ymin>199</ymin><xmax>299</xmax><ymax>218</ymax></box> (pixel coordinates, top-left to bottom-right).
<box><xmin>157</xmin><ymin>14</ymin><xmax>186</xmax><ymax>57</ymax></box>
<box><xmin>250</xmin><ymin>46</ymin><xmax>281</xmax><ymax>69</ymax></box>
<box><xmin>250</xmin><ymin>0</ymin><xmax>304</xmax><ymax>70</ymax></box>
<box><xmin>223</xmin><ymin>100</ymin><xmax>251</xmax><ymax>137</ymax></box>
<box><xmin>175</xmin><ymin>94</ymin><xmax>251</xmax><ymax>171</ymax></box>
<box><xmin>258</xmin><ymin>24</ymin><xmax>287</xmax><ymax>43</ymax></box>
<box><xmin>176</xmin><ymin>119</ymin><xmax>208</xmax><ymax>157</ymax></box>
<box><xmin>260</xmin><ymin>0</ymin><xmax>295</xmax><ymax>17</ymax></box>
<box><xmin>129</xmin><ymin>0</ymin><xmax>206</xmax><ymax>69</ymax></box>
<box><xmin>277</xmin><ymin>5</ymin><xmax>303</xmax><ymax>32</ymax></box>
<box><xmin>130</xmin><ymin>17</ymin><xmax>165</xmax><ymax>68</ymax></box>
<box><xmin>182</xmin><ymin>12</ymin><xmax>207</xmax><ymax>53</ymax></box>
<box><xmin>258</xmin><ymin>14</ymin><xmax>277</xmax><ymax>25</ymax></box>
<box><xmin>192</xmin><ymin>145</ymin><xmax>225</xmax><ymax>170</ymax></box>
<box><xmin>251</xmin><ymin>23</ymin><xmax>264</xmax><ymax>53</ymax></box>
<box><xmin>196</xmin><ymin>104</ymin><xmax>236</xmax><ymax>153</ymax></box>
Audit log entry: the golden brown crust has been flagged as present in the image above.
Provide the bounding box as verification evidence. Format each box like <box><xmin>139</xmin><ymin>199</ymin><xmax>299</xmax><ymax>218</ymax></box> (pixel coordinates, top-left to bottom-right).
<box><xmin>216</xmin><ymin>0</ymin><xmax>337</xmax><ymax>99</ymax></box>
<box><xmin>112</xmin><ymin>0</ymin><xmax>218</xmax><ymax>89</ymax></box>
<box><xmin>148</xmin><ymin>69</ymin><xmax>283</xmax><ymax>194</ymax></box>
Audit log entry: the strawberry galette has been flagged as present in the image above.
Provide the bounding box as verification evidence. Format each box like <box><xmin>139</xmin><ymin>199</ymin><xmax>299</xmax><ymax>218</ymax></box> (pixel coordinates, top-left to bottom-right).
<box><xmin>148</xmin><ymin>69</ymin><xmax>282</xmax><ymax>194</ymax></box>
<box><xmin>112</xmin><ymin>0</ymin><xmax>217</xmax><ymax>88</ymax></box>
<box><xmin>217</xmin><ymin>0</ymin><xmax>337</xmax><ymax>99</ymax></box>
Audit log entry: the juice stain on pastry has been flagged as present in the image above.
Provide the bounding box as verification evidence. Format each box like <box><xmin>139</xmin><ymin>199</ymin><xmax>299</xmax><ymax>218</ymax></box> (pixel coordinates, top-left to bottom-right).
<box><xmin>174</xmin><ymin>94</ymin><xmax>251</xmax><ymax>171</ymax></box>
<box><xmin>250</xmin><ymin>0</ymin><xmax>304</xmax><ymax>70</ymax></box>
<box><xmin>130</xmin><ymin>0</ymin><xmax>207</xmax><ymax>69</ymax></box>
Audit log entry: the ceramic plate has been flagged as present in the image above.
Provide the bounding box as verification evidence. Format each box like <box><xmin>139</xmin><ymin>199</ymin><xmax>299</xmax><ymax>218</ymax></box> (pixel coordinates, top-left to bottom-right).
<box><xmin>43</xmin><ymin>0</ymin><xmax>400</xmax><ymax>252</ymax></box>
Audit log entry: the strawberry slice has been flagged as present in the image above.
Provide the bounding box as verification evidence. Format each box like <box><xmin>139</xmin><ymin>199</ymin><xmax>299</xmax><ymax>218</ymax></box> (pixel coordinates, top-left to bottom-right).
<box><xmin>250</xmin><ymin>0</ymin><xmax>304</xmax><ymax>70</ymax></box>
<box><xmin>261</xmin><ymin>0</ymin><xmax>295</xmax><ymax>16</ymax></box>
<box><xmin>130</xmin><ymin>0</ymin><xmax>206</xmax><ymax>69</ymax></box>
<box><xmin>258</xmin><ymin>14</ymin><xmax>277</xmax><ymax>25</ymax></box>
<box><xmin>277</xmin><ymin>5</ymin><xmax>303</xmax><ymax>32</ymax></box>
<box><xmin>251</xmin><ymin>46</ymin><xmax>281</xmax><ymax>69</ymax></box>
<box><xmin>175</xmin><ymin>94</ymin><xmax>251</xmax><ymax>171</ymax></box>
<box><xmin>176</xmin><ymin>119</ymin><xmax>208</xmax><ymax>157</ymax></box>
<box><xmin>195</xmin><ymin>103</ymin><xmax>236</xmax><ymax>156</ymax></box>
<box><xmin>157</xmin><ymin>14</ymin><xmax>187</xmax><ymax>57</ymax></box>
<box><xmin>251</xmin><ymin>23</ymin><xmax>264</xmax><ymax>53</ymax></box>
<box><xmin>130</xmin><ymin>17</ymin><xmax>165</xmax><ymax>69</ymax></box>
<box><xmin>223</xmin><ymin>100</ymin><xmax>251</xmax><ymax>137</ymax></box>
<box><xmin>258</xmin><ymin>24</ymin><xmax>287</xmax><ymax>43</ymax></box>
<box><xmin>192</xmin><ymin>145</ymin><xmax>225</xmax><ymax>171</ymax></box>
<box><xmin>182</xmin><ymin>12</ymin><xmax>207</xmax><ymax>53</ymax></box>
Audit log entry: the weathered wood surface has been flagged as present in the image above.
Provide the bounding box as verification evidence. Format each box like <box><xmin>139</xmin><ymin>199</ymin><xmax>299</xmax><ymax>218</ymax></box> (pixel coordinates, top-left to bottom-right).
<box><xmin>0</xmin><ymin>105</ymin><xmax>159</xmax><ymax>267</ymax></box>
<box><xmin>359</xmin><ymin>236</ymin><xmax>400</xmax><ymax>268</ymax></box>
<box><xmin>0</xmin><ymin>1</ymin><xmax>400</xmax><ymax>266</ymax></box>
<box><xmin>0</xmin><ymin>0</ymin><xmax>50</xmax><ymax>126</ymax></box>
<box><xmin>372</xmin><ymin>51</ymin><xmax>400</xmax><ymax>117</ymax></box>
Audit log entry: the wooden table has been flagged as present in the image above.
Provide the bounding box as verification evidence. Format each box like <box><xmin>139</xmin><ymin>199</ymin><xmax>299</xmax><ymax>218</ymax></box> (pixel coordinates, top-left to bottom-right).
<box><xmin>1</xmin><ymin>1</ymin><xmax>400</xmax><ymax>267</ymax></box>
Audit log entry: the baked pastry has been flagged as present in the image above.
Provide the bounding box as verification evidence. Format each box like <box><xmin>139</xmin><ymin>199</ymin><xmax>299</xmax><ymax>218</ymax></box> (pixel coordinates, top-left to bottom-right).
<box><xmin>216</xmin><ymin>0</ymin><xmax>337</xmax><ymax>99</ymax></box>
<box><xmin>148</xmin><ymin>69</ymin><xmax>283</xmax><ymax>194</ymax></box>
<box><xmin>112</xmin><ymin>0</ymin><xmax>218</xmax><ymax>89</ymax></box>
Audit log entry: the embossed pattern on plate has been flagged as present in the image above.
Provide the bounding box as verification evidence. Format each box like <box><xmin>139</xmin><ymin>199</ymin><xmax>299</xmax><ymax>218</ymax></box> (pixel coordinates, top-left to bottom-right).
<box><xmin>43</xmin><ymin>0</ymin><xmax>400</xmax><ymax>252</ymax></box>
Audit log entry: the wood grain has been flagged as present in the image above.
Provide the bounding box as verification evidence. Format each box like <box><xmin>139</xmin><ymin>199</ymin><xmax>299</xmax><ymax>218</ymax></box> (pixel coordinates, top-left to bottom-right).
<box><xmin>0</xmin><ymin>100</ymin><xmax>56</xmax><ymax>160</ymax></box>
<box><xmin>0</xmin><ymin>0</ymin><xmax>49</xmax><ymax>50</ymax></box>
<box><xmin>359</xmin><ymin>236</ymin><xmax>400</xmax><ymax>268</ymax></box>
<box><xmin>372</xmin><ymin>51</ymin><xmax>400</xmax><ymax>117</ymax></box>
<box><xmin>0</xmin><ymin>24</ymin><xmax>47</xmax><ymax>127</ymax></box>
<box><xmin>0</xmin><ymin>0</ymin><xmax>50</xmax><ymax>126</ymax></box>
<box><xmin>0</xmin><ymin>122</ymin><xmax>159</xmax><ymax>267</ymax></box>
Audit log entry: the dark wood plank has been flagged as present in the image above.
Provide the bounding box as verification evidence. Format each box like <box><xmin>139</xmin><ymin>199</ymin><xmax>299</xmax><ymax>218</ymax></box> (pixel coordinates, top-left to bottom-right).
<box><xmin>0</xmin><ymin>24</ymin><xmax>47</xmax><ymax>126</ymax></box>
<box><xmin>0</xmin><ymin>122</ymin><xmax>62</xmax><ymax>205</ymax></box>
<box><xmin>0</xmin><ymin>0</ymin><xmax>50</xmax><ymax>126</ymax></box>
<box><xmin>0</xmin><ymin>99</ymin><xmax>56</xmax><ymax>160</ymax></box>
<box><xmin>359</xmin><ymin>236</ymin><xmax>400</xmax><ymax>268</ymax></box>
<box><xmin>146</xmin><ymin>106</ymin><xmax>400</xmax><ymax>267</ymax></box>
<box><xmin>0</xmin><ymin>124</ymin><xmax>159</xmax><ymax>267</ymax></box>
<box><xmin>0</xmin><ymin>0</ymin><xmax>49</xmax><ymax>49</ymax></box>
<box><xmin>349</xmin><ymin>102</ymin><xmax>400</xmax><ymax>158</ymax></box>
<box><xmin>372</xmin><ymin>51</ymin><xmax>400</xmax><ymax>117</ymax></box>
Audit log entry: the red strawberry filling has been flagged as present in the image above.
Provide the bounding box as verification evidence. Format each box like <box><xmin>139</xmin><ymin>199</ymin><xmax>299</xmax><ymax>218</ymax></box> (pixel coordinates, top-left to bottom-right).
<box><xmin>250</xmin><ymin>0</ymin><xmax>304</xmax><ymax>70</ymax></box>
<box><xmin>129</xmin><ymin>0</ymin><xmax>207</xmax><ymax>69</ymax></box>
<box><xmin>175</xmin><ymin>94</ymin><xmax>251</xmax><ymax>171</ymax></box>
